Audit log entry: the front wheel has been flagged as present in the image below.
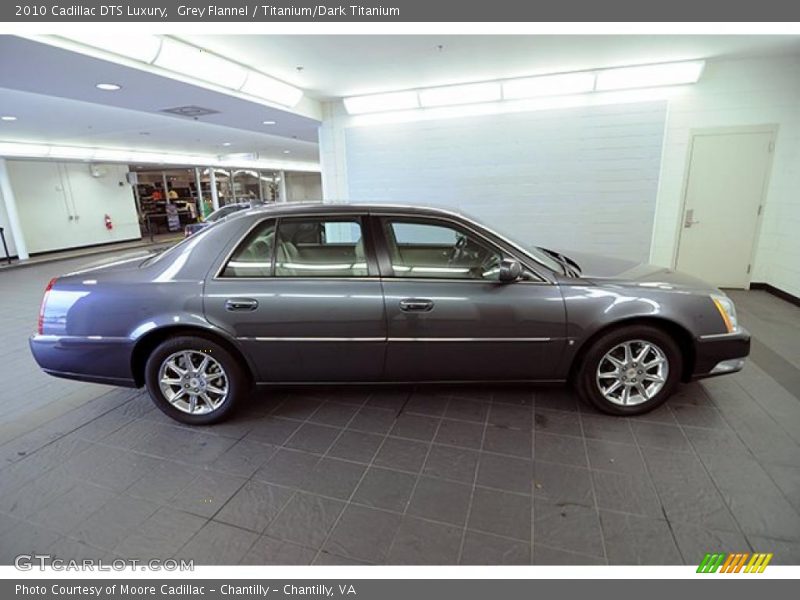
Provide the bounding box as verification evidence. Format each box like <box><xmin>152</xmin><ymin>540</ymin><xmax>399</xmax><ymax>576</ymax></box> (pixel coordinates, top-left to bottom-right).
<box><xmin>144</xmin><ymin>336</ymin><xmax>246</xmax><ymax>425</ymax></box>
<box><xmin>575</xmin><ymin>325</ymin><xmax>681</xmax><ymax>415</ymax></box>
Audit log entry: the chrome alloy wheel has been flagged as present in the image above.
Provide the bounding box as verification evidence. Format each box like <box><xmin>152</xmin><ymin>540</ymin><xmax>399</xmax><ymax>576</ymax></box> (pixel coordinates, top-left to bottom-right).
<box><xmin>595</xmin><ymin>340</ymin><xmax>668</xmax><ymax>407</ymax></box>
<box><xmin>158</xmin><ymin>350</ymin><xmax>229</xmax><ymax>415</ymax></box>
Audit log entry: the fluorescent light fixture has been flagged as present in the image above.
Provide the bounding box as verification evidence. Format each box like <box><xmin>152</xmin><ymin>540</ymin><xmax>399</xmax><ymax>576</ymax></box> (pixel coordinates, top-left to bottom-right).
<box><xmin>61</xmin><ymin>34</ymin><xmax>162</xmax><ymax>63</ymax></box>
<box><xmin>596</xmin><ymin>61</ymin><xmax>705</xmax><ymax>91</ymax></box>
<box><xmin>95</xmin><ymin>83</ymin><xmax>121</xmax><ymax>91</ymax></box>
<box><xmin>154</xmin><ymin>39</ymin><xmax>248</xmax><ymax>90</ymax></box>
<box><xmin>222</xmin><ymin>142</ymin><xmax>232</xmax><ymax>147</ymax></box>
<box><xmin>283</xmin><ymin>150</ymin><xmax>291</xmax><ymax>154</ymax></box>
<box><xmin>240</xmin><ymin>71</ymin><xmax>303</xmax><ymax>107</ymax></box>
<box><xmin>419</xmin><ymin>82</ymin><xmax>501</xmax><ymax>108</ymax></box>
<box><xmin>503</xmin><ymin>72</ymin><xmax>596</xmax><ymax>99</ymax></box>
<box><xmin>262</xmin><ymin>120</ymin><xmax>276</xmax><ymax>125</ymax></box>
<box><xmin>1</xmin><ymin>115</ymin><xmax>17</xmax><ymax>121</ymax></box>
<box><xmin>344</xmin><ymin>91</ymin><xmax>419</xmax><ymax>115</ymax></box>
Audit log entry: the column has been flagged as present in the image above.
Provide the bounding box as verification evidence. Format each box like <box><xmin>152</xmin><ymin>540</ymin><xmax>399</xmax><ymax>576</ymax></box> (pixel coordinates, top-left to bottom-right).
<box><xmin>208</xmin><ymin>169</ymin><xmax>220</xmax><ymax>211</ymax></box>
<box><xmin>0</xmin><ymin>158</ymin><xmax>29</xmax><ymax>260</ymax></box>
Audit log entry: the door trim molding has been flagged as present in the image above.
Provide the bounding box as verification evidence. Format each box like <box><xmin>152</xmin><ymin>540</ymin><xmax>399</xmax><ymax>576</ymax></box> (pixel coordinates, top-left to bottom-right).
<box><xmin>672</xmin><ymin>124</ymin><xmax>778</xmax><ymax>290</ymax></box>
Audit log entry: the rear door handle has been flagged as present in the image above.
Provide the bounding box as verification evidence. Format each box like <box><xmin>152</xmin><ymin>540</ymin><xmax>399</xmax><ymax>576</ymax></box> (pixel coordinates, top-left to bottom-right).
<box><xmin>399</xmin><ymin>298</ymin><xmax>434</xmax><ymax>312</ymax></box>
<box><xmin>225</xmin><ymin>298</ymin><xmax>259</xmax><ymax>311</ymax></box>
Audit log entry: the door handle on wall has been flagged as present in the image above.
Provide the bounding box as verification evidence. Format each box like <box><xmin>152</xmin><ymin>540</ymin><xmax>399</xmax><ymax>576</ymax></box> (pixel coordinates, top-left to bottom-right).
<box><xmin>684</xmin><ymin>208</ymin><xmax>700</xmax><ymax>229</ymax></box>
<box><xmin>225</xmin><ymin>298</ymin><xmax>259</xmax><ymax>311</ymax></box>
<box><xmin>399</xmin><ymin>298</ymin><xmax>434</xmax><ymax>312</ymax></box>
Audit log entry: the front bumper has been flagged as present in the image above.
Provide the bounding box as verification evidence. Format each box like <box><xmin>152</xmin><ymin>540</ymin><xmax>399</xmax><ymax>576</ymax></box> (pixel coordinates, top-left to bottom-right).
<box><xmin>691</xmin><ymin>327</ymin><xmax>751</xmax><ymax>380</ymax></box>
<box><xmin>29</xmin><ymin>334</ymin><xmax>138</xmax><ymax>387</ymax></box>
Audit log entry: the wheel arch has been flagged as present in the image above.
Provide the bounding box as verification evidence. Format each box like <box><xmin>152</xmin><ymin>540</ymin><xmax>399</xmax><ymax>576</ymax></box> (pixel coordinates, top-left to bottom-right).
<box><xmin>131</xmin><ymin>325</ymin><xmax>255</xmax><ymax>387</ymax></box>
<box><xmin>568</xmin><ymin>316</ymin><xmax>695</xmax><ymax>384</ymax></box>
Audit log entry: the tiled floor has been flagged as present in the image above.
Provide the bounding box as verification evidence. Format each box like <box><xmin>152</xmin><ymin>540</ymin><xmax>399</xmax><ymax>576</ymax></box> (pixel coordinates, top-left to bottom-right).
<box><xmin>1</xmin><ymin>251</ymin><xmax>799</xmax><ymax>565</ymax></box>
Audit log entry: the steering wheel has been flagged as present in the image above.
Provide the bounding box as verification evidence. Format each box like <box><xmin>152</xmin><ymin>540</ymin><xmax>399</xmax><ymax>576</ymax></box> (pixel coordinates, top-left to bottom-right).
<box><xmin>448</xmin><ymin>234</ymin><xmax>469</xmax><ymax>265</ymax></box>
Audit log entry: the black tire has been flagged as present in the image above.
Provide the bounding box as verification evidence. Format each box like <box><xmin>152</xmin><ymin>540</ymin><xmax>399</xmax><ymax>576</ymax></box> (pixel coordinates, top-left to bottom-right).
<box><xmin>144</xmin><ymin>335</ymin><xmax>247</xmax><ymax>425</ymax></box>
<box><xmin>575</xmin><ymin>325</ymin><xmax>682</xmax><ymax>416</ymax></box>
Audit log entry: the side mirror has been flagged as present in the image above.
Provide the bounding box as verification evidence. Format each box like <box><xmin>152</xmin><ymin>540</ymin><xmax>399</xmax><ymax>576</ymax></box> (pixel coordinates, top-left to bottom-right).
<box><xmin>499</xmin><ymin>258</ymin><xmax>522</xmax><ymax>283</ymax></box>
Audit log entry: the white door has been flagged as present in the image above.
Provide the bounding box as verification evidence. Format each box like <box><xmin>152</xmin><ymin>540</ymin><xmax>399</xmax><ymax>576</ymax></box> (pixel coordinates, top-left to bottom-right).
<box><xmin>676</xmin><ymin>130</ymin><xmax>774</xmax><ymax>288</ymax></box>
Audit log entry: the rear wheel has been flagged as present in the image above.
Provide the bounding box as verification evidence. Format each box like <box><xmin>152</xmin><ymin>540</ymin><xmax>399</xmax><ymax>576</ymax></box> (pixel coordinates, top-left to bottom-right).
<box><xmin>144</xmin><ymin>336</ymin><xmax>246</xmax><ymax>425</ymax></box>
<box><xmin>576</xmin><ymin>325</ymin><xmax>681</xmax><ymax>415</ymax></box>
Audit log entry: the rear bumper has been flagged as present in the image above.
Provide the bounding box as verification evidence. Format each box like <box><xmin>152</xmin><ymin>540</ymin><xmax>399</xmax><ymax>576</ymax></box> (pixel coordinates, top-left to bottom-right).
<box><xmin>691</xmin><ymin>328</ymin><xmax>751</xmax><ymax>380</ymax></box>
<box><xmin>29</xmin><ymin>334</ymin><xmax>138</xmax><ymax>387</ymax></box>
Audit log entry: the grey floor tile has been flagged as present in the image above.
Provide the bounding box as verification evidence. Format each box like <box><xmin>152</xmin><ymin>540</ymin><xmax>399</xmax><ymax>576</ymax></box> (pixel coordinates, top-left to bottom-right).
<box><xmin>352</xmin><ymin>467</ymin><xmax>417</xmax><ymax>512</ymax></box>
<box><xmin>114</xmin><ymin>507</ymin><xmax>206</xmax><ymax>559</ymax></box>
<box><xmin>308</xmin><ymin>402</ymin><xmax>360</xmax><ymax>427</ymax></box>
<box><xmin>373</xmin><ymin>437</ymin><xmax>429</xmax><ymax>472</ymax></box>
<box><xmin>253</xmin><ymin>448</ymin><xmax>320</xmax><ymax>488</ymax></box>
<box><xmin>126</xmin><ymin>459</ymin><xmax>201</xmax><ymax>503</ymax></box>
<box><xmin>28</xmin><ymin>483</ymin><xmax>116</xmax><ymax>535</ymax></box>
<box><xmin>404</xmin><ymin>393</ymin><xmax>449</xmax><ymax>417</ymax></box>
<box><xmin>535</xmin><ymin>432</ymin><xmax>588</xmax><ymax>467</ymax></box>
<box><xmin>348</xmin><ymin>407</ymin><xmax>397</xmax><ymax>434</ymax></box>
<box><xmin>580</xmin><ymin>414</ymin><xmax>635</xmax><ymax>444</ymax></box>
<box><xmin>488</xmin><ymin>403</ymin><xmax>532</xmax><ymax>429</ymax></box>
<box><xmin>284</xmin><ymin>422</ymin><xmax>342</xmax><ymax>454</ymax></box>
<box><xmin>434</xmin><ymin>419</ymin><xmax>484</xmax><ymax>450</ymax></box>
<box><xmin>600</xmin><ymin>510</ymin><xmax>682</xmax><ymax>565</ymax></box>
<box><xmin>423</xmin><ymin>444</ymin><xmax>479</xmax><ymax>484</ymax></box>
<box><xmin>298</xmin><ymin>457</ymin><xmax>366</xmax><ymax>500</ymax></box>
<box><xmin>215</xmin><ymin>480</ymin><xmax>293</xmax><ymax>532</ymax></box>
<box><xmin>272</xmin><ymin>397</ymin><xmax>324</xmax><ymax>420</ymax></box>
<box><xmin>240</xmin><ymin>535</ymin><xmax>317</xmax><ymax>565</ymax></box>
<box><xmin>681</xmin><ymin>426</ymin><xmax>751</xmax><ymax>459</ymax></box>
<box><xmin>313</xmin><ymin>551</ymin><xmax>372</xmax><ymax>565</ymax></box>
<box><xmin>534</xmin><ymin>409</ymin><xmax>582</xmax><ymax>437</ymax></box>
<box><xmin>366</xmin><ymin>389</ymin><xmax>409</xmax><ymax>411</ymax></box>
<box><xmin>670</xmin><ymin>404</ymin><xmax>730</xmax><ymax>430</ymax></box>
<box><xmin>535</xmin><ymin>389</ymin><xmax>579</xmax><ymax>412</ymax></box>
<box><xmin>180</xmin><ymin>521</ymin><xmax>258</xmax><ymax>565</ymax></box>
<box><xmin>0</xmin><ymin>466</ymin><xmax>78</xmax><ymax>518</ymax></box>
<box><xmin>171</xmin><ymin>470</ymin><xmax>246</xmax><ymax>518</ymax></box>
<box><xmin>534</xmin><ymin>461</ymin><xmax>593</xmax><ymax>507</ymax></box>
<box><xmin>763</xmin><ymin>463</ymin><xmax>800</xmax><ymax>513</ymax></box>
<box><xmin>445</xmin><ymin>398</ymin><xmax>489</xmax><ymax>423</ymax></box>
<box><xmin>390</xmin><ymin>413</ymin><xmax>440</xmax><ymax>441</ymax></box>
<box><xmin>0</xmin><ymin>521</ymin><xmax>62</xmax><ymax>564</ymax></box>
<box><xmin>245</xmin><ymin>417</ymin><xmax>303</xmax><ymax>445</ymax></box>
<box><xmin>476</xmin><ymin>453</ymin><xmax>533</xmax><ymax>494</ymax></box>
<box><xmin>492</xmin><ymin>387</ymin><xmax>534</xmax><ymax>407</ymax></box>
<box><xmin>323</xmin><ymin>504</ymin><xmax>402</xmax><ymax>563</ymax></box>
<box><xmin>460</xmin><ymin>530</ymin><xmax>530</xmax><ymax>565</ymax></box>
<box><xmin>69</xmin><ymin>494</ymin><xmax>160</xmax><ymax>551</ymax></box>
<box><xmin>482</xmin><ymin>426</ymin><xmax>532</xmax><ymax>458</ymax></box>
<box><xmin>533</xmin><ymin>544</ymin><xmax>607</xmax><ymax>565</ymax></box>
<box><xmin>533</xmin><ymin>498</ymin><xmax>604</xmax><ymax>557</ymax></box>
<box><xmin>387</xmin><ymin>515</ymin><xmax>462</xmax><ymax>564</ymax></box>
<box><xmin>407</xmin><ymin>476</ymin><xmax>472</xmax><ymax>526</ymax></box>
<box><xmin>327</xmin><ymin>430</ymin><xmax>384</xmax><ymax>464</ymax></box>
<box><xmin>591</xmin><ymin>470</ymin><xmax>663</xmax><ymax>518</ymax></box>
<box><xmin>747</xmin><ymin>536</ymin><xmax>800</xmax><ymax>565</ymax></box>
<box><xmin>469</xmin><ymin>487</ymin><xmax>531</xmax><ymax>542</ymax></box>
<box><xmin>265</xmin><ymin>492</ymin><xmax>345</xmax><ymax>548</ymax></box>
<box><xmin>207</xmin><ymin>438</ymin><xmax>277</xmax><ymax>478</ymax></box>
<box><xmin>585</xmin><ymin>439</ymin><xmax>647</xmax><ymax>474</ymax></box>
<box><xmin>632</xmin><ymin>421</ymin><xmax>692</xmax><ymax>452</ymax></box>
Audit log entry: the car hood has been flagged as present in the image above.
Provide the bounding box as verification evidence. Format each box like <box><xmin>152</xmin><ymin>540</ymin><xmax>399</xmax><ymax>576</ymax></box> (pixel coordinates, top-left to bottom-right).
<box><xmin>554</xmin><ymin>249</ymin><xmax>719</xmax><ymax>293</ymax></box>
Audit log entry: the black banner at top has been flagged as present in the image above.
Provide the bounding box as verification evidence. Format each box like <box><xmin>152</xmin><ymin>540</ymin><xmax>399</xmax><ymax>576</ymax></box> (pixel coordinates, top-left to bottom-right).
<box><xmin>2</xmin><ymin>0</ymin><xmax>800</xmax><ymax>22</ymax></box>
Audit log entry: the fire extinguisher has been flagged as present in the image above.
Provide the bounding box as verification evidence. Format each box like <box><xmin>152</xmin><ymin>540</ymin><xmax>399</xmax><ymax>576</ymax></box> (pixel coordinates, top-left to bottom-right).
<box><xmin>104</xmin><ymin>214</ymin><xmax>113</xmax><ymax>230</ymax></box>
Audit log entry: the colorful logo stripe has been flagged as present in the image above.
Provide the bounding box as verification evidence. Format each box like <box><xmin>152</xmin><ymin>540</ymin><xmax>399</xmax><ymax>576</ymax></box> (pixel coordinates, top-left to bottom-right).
<box><xmin>697</xmin><ymin>552</ymin><xmax>773</xmax><ymax>573</ymax></box>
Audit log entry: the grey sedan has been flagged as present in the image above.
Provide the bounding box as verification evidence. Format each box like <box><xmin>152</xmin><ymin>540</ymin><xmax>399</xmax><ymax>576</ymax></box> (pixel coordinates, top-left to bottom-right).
<box><xmin>30</xmin><ymin>204</ymin><xmax>750</xmax><ymax>424</ymax></box>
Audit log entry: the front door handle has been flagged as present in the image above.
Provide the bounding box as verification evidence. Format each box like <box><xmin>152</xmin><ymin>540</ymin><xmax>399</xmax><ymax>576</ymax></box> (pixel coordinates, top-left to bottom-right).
<box><xmin>399</xmin><ymin>298</ymin><xmax>434</xmax><ymax>312</ymax></box>
<box><xmin>225</xmin><ymin>298</ymin><xmax>259</xmax><ymax>311</ymax></box>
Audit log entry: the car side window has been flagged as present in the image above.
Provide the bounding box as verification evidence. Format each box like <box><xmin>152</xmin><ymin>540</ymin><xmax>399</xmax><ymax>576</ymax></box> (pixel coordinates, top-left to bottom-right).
<box><xmin>274</xmin><ymin>217</ymin><xmax>368</xmax><ymax>277</ymax></box>
<box><xmin>382</xmin><ymin>219</ymin><xmax>504</xmax><ymax>280</ymax></box>
<box><xmin>220</xmin><ymin>219</ymin><xmax>276</xmax><ymax>278</ymax></box>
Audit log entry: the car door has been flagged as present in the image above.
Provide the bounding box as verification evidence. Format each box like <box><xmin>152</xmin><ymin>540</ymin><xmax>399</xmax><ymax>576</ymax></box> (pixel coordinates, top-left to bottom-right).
<box><xmin>374</xmin><ymin>214</ymin><xmax>566</xmax><ymax>382</ymax></box>
<box><xmin>204</xmin><ymin>214</ymin><xmax>386</xmax><ymax>382</ymax></box>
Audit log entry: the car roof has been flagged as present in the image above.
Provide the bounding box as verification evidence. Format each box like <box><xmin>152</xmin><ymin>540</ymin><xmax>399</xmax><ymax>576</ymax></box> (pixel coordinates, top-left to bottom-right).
<box><xmin>241</xmin><ymin>202</ymin><xmax>465</xmax><ymax>220</ymax></box>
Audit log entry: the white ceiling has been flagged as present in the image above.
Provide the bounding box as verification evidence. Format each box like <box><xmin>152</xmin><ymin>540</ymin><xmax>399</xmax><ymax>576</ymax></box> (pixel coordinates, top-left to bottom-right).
<box><xmin>181</xmin><ymin>35</ymin><xmax>800</xmax><ymax>98</ymax></box>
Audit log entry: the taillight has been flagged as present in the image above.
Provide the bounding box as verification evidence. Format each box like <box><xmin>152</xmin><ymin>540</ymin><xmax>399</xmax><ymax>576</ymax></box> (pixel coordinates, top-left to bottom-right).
<box><xmin>38</xmin><ymin>278</ymin><xmax>57</xmax><ymax>335</ymax></box>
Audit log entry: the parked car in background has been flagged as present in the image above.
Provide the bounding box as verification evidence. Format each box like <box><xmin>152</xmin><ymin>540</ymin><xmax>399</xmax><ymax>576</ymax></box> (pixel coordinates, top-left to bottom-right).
<box><xmin>184</xmin><ymin>202</ymin><xmax>251</xmax><ymax>237</ymax></box>
<box><xmin>31</xmin><ymin>203</ymin><xmax>749</xmax><ymax>425</ymax></box>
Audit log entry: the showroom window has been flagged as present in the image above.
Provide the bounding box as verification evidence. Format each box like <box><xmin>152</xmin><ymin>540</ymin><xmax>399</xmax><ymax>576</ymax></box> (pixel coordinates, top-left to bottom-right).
<box><xmin>220</xmin><ymin>219</ymin><xmax>276</xmax><ymax>278</ymax></box>
<box><xmin>274</xmin><ymin>217</ymin><xmax>369</xmax><ymax>277</ymax></box>
<box><xmin>382</xmin><ymin>219</ymin><xmax>504</xmax><ymax>280</ymax></box>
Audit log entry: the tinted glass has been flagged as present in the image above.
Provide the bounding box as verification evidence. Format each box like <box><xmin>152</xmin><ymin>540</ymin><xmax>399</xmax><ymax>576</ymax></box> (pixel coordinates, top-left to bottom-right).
<box><xmin>221</xmin><ymin>219</ymin><xmax>276</xmax><ymax>278</ymax></box>
<box><xmin>275</xmin><ymin>218</ymin><xmax>368</xmax><ymax>277</ymax></box>
<box><xmin>383</xmin><ymin>219</ymin><xmax>503</xmax><ymax>280</ymax></box>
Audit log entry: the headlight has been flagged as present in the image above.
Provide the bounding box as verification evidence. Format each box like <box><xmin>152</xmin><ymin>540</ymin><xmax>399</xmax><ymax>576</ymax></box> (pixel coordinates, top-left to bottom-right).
<box><xmin>711</xmin><ymin>293</ymin><xmax>738</xmax><ymax>333</ymax></box>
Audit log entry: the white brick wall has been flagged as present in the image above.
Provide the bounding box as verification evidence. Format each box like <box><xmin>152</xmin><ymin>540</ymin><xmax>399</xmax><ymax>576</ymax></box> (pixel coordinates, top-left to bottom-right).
<box><xmin>343</xmin><ymin>101</ymin><xmax>667</xmax><ymax>261</ymax></box>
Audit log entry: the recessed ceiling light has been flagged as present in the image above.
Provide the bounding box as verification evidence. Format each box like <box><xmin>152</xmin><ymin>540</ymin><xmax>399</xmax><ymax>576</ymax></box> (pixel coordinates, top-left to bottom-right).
<box><xmin>1</xmin><ymin>115</ymin><xmax>17</xmax><ymax>121</ymax></box>
<box><xmin>282</xmin><ymin>150</ymin><xmax>291</xmax><ymax>154</ymax></box>
<box><xmin>262</xmin><ymin>120</ymin><xmax>276</xmax><ymax>125</ymax></box>
<box><xmin>96</xmin><ymin>83</ymin><xmax>121</xmax><ymax>91</ymax></box>
<box><xmin>222</xmin><ymin>142</ymin><xmax>232</xmax><ymax>146</ymax></box>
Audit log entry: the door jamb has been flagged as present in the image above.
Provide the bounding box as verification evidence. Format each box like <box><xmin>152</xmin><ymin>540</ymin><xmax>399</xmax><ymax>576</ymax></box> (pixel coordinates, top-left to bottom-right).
<box><xmin>672</xmin><ymin>124</ymin><xmax>778</xmax><ymax>289</ymax></box>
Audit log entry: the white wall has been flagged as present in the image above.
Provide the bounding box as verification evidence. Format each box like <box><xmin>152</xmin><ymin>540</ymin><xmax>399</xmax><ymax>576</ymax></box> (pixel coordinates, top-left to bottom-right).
<box><xmin>3</xmin><ymin>160</ymin><xmax>141</xmax><ymax>254</ymax></box>
<box><xmin>0</xmin><ymin>183</ymin><xmax>17</xmax><ymax>257</ymax></box>
<box><xmin>337</xmin><ymin>101</ymin><xmax>667</xmax><ymax>261</ymax></box>
<box><xmin>286</xmin><ymin>171</ymin><xmax>323</xmax><ymax>202</ymax></box>
<box><xmin>650</xmin><ymin>54</ymin><xmax>800</xmax><ymax>297</ymax></box>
